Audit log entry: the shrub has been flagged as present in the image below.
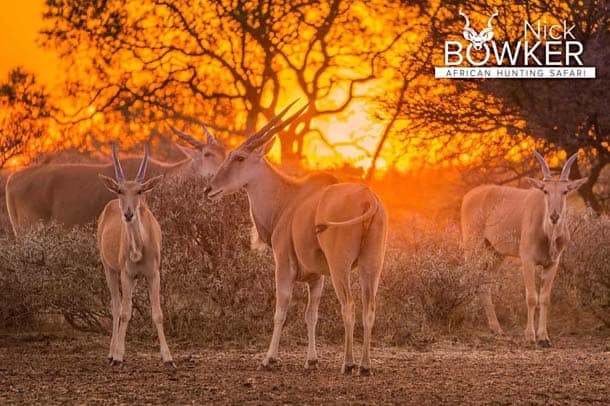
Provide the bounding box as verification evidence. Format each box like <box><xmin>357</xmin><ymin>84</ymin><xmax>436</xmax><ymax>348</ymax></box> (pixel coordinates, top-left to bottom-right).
<box><xmin>0</xmin><ymin>223</ymin><xmax>106</xmax><ymax>331</ymax></box>
<box><xmin>0</xmin><ymin>176</ymin><xmax>608</xmax><ymax>347</ymax></box>
<box><xmin>564</xmin><ymin>210</ymin><xmax>610</xmax><ymax>327</ymax></box>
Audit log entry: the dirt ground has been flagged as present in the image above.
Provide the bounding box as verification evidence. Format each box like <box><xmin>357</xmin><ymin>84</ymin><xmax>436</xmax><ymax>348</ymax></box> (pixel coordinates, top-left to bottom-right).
<box><xmin>0</xmin><ymin>332</ymin><xmax>609</xmax><ymax>405</ymax></box>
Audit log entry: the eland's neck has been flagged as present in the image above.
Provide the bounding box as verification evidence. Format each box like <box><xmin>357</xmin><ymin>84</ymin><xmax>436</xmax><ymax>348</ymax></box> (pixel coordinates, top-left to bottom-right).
<box><xmin>540</xmin><ymin>206</ymin><xmax>568</xmax><ymax>259</ymax></box>
<box><xmin>124</xmin><ymin>211</ymin><xmax>146</xmax><ymax>262</ymax></box>
<box><xmin>164</xmin><ymin>158</ymin><xmax>194</xmax><ymax>180</ymax></box>
<box><xmin>244</xmin><ymin>160</ymin><xmax>294</xmax><ymax>242</ymax></box>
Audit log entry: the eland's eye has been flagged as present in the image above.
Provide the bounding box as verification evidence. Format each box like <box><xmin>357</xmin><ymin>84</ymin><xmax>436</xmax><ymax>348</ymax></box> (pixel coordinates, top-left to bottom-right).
<box><xmin>203</xmin><ymin>152</ymin><xmax>212</xmax><ymax>158</ymax></box>
<box><xmin>235</xmin><ymin>155</ymin><xmax>245</xmax><ymax>162</ymax></box>
<box><xmin>136</xmin><ymin>190</ymin><xmax>142</xmax><ymax>195</ymax></box>
<box><xmin>117</xmin><ymin>190</ymin><xmax>123</xmax><ymax>195</ymax></box>
<box><xmin>543</xmin><ymin>190</ymin><xmax>549</xmax><ymax>195</ymax></box>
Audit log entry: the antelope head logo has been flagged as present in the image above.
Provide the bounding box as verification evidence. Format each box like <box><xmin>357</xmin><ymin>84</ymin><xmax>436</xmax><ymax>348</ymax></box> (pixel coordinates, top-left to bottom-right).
<box><xmin>459</xmin><ymin>8</ymin><xmax>499</xmax><ymax>51</ymax></box>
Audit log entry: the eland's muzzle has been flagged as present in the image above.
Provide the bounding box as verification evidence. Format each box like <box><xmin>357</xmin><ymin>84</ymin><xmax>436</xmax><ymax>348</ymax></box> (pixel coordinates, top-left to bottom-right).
<box><xmin>550</xmin><ymin>212</ymin><xmax>559</xmax><ymax>224</ymax></box>
<box><xmin>124</xmin><ymin>210</ymin><xmax>134</xmax><ymax>222</ymax></box>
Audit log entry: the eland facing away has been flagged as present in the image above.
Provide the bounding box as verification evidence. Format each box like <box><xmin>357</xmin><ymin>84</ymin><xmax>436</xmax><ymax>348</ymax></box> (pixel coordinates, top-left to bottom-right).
<box><xmin>461</xmin><ymin>151</ymin><xmax>587</xmax><ymax>346</ymax></box>
<box><xmin>5</xmin><ymin>126</ymin><xmax>225</xmax><ymax>236</ymax></box>
<box><xmin>97</xmin><ymin>145</ymin><xmax>174</xmax><ymax>367</ymax></box>
<box><xmin>205</xmin><ymin>102</ymin><xmax>388</xmax><ymax>376</ymax></box>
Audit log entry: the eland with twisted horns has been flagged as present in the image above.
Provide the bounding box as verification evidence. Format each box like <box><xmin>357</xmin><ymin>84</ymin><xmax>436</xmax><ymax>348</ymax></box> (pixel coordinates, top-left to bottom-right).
<box><xmin>97</xmin><ymin>144</ymin><xmax>174</xmax><ymax>367</ymax></box>
<box><xmin>461</xmin><ymin>150</ymin><xmax>587</xmax><ymax>346</ymax></box>
<box><xmin>205</xmin><ymin>101</ymin><xmax>388</xmax><ymax>375</ymax></box>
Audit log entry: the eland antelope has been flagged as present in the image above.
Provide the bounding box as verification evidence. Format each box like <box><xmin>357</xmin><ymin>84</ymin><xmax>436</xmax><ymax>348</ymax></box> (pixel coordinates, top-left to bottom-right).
<box><xmin>205</xmin><ymin>102</ymin><xmax>388</xmax><ymax>375</ymax></box>
<box><xmin>97</xmin><ymin>145</ymin><xmax>174</xmax><ymax>367</ymax></box>
<box><xmin>5</xmin><ymin>126</ymin><xmax>225</xmax><ymax>236</ymax></box>
<box><xmin>461</xmin><ymin>151</ymin><xmax>587</xmax><ymax>346</ymax></box>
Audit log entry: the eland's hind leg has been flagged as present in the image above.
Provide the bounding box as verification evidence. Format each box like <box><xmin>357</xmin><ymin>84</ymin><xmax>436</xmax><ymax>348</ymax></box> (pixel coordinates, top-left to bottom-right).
<box><xmin>304</xmin><ymin>276</ymin><xmax>324</xmax><ymax>369</ymax></box>
<box><xmin>467</xmin><ymin>242</ymin><xmax>504</xmax><ymax>335</ymax></box>
<box><xmin>357</xmin><ymin>208</ymin><xmax>386</xmax><ymax>376</ymax></box>
<box><xmin>357</xmin><ymin>266</ymin><xmax>381</xmax><ymax>376</ymax></box>
<box><xmin>327</xmin><ymin>261</ymin><xmax>355</xmax><ymax>374</ymax></box>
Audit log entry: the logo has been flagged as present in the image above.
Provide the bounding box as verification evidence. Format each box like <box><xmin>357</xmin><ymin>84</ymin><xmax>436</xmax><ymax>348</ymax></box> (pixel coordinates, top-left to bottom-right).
<box><xmin>435</xmin><ymin>9</ymin><xmax>596</xmax><ymax>79</ymax></box>
<box><xmin>459</xmin><ymin>8</ymin><xmax>498</xmax><ymax>52</ymax></box>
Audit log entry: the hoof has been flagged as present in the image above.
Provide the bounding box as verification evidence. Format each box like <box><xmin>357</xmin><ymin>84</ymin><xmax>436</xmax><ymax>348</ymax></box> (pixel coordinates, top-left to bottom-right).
<box><xmin>341</xmin><ymin>364</ymin><xmax>356</xmax><ymax>375</ymax></box>
<box><xmin>259</xmin><ymin>357</ymin><xmax>281</xmax><ymax>371</ymax></box>
<box><xmin>304</xmin><ymin>359</ymin><xmax>318</xmax><ymax>370</ymax></box>
<box><xmin>109</xmin><ymin>359</ymin><xmax>123</xmax><ymax>367</ymax></box>
<box><xmin>164</xmin><ymin>360</ymin><xmax>177</xmax><ymax>369</ymax></box>
<box><xmin>538</xmin><ymin>339</ymin><xmax>553</xmax><ymax>348</ymax></box>
<box><xmin>106</xmin><ymin>356</ymin><xmax>113</xmax><ymax>364</ymax></box>
<box><xmin>358</xmin><ymin>366</ymin><xmax>372</xmax><ymax>377</ymax></box>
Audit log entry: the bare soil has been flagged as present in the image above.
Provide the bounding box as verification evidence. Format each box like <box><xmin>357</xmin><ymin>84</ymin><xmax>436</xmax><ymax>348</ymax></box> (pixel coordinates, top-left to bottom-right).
<box><xmin>1</xmin><ymin>333</ymin><xmax>609</xmax><ymax>405</ymax></box>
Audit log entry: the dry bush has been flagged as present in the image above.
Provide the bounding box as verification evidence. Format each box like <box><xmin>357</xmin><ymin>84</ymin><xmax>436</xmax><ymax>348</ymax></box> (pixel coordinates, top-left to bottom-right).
<box><xmin>0</xmin><ymin>176</ymin><xmax>608</xmax><ymax>347</ymax></box>
<box><xmin>0</xmin><ymin>223</ymin><xmax>106</xmax><ymax>330</ymax></box>
<box><xmin>375</xmin><ymin>217</ymin><xmax>491</xmax><ymax>345</ymax></box>
<box><xmin>148</xmin><ymin>176</ymin><xmax>276</xmax><ymax>341</ymax></box>
<box><xmin>563</xmin><ymin>210</ymin><xmax>610</xmax><ymax>327</ymax></box>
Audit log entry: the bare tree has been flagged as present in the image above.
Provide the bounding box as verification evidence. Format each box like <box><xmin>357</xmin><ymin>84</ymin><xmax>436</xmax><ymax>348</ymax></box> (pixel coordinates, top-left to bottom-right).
<box><xmin>42</xmin><ymin>0</ymin><xmax>404</xmax><ymax>165</ymax></box>
<box><xmin>380</xmin><ymin>0</ymin><xmax>609</xmax><ymax>210</ymax></box>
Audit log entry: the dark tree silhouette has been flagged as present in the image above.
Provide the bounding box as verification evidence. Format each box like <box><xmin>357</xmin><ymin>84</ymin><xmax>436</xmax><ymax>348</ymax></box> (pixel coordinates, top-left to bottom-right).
<box><xmin>0</xmin><ymin>68</ymin><xmax>50</xmax><ymax>168</ymax></box>
<box><xmin>42</xmin><ymin>0</ymin><xmax>407</xmax><ymax>165</ymax></box>
<box><xmin>380</xmin><ymin>0</ymin><xmax>609</xmax><ymax>210</ymax></box>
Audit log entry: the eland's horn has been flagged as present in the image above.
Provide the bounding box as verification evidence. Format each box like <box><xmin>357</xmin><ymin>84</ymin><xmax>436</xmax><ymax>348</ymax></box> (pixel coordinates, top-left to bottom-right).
<box><xmin>201</xmin><ymin>123</ymin><xmax>218</xmax><ymax>145</ymax></box>
<box><xmin>534</xmin><ymin>150</ymin><xmax>552</xmax><ymax>180</ymax></box>
<box><xmin>560</xmin><ymin>152</ymin><xmax>579</xmax><ymax>181</ymax></box>
<box><xmin>135</xmin><ymin>144</ymin><xmax>149</xmax><ymax>182</ymax></box>
<box><xmin>111</xmin><ymin>143</ymin><xmax>125</xmax><ymax>182</ymax></box>
<box><xmin>243</xmin><ymin>99</ymin><xmax>306</xmax><ymax>150</ymax></box>
<box><xmin>170</xmin><ymin>125</ymin><xmax>206</xmax><ymax>149</ymax></box>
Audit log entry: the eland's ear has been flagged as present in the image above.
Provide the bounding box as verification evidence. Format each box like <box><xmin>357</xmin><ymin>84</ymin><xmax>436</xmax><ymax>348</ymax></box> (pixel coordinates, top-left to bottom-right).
<box><xmin>99</xmin><ymin>174</ymin><xmax>120</xmax><ymax>194</ymax></box>
<box><xmin>139</xmin><ymin>175</ymin><xmax>164</xmax><ymax>193</ymax></box>
<box><xmin>526</xmin><ymin>177</ymin><xmax>545</xmax><ymax>190</ymax></box>
<box><xmin>254</xmin><ymin>137</ymin><xmax>275</xmax><ymax>158</ymax></box>
<box><xmin>567</xmin><ymin>177</ymin><xmax>588</xmax><ymax>192</ymax></box>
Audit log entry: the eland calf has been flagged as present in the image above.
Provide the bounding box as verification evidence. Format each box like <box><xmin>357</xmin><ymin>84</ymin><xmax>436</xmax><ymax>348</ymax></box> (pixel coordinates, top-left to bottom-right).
<box><xmin>205</xmin><ymin>102</ymin><xmax>388</xmax><ymax>375</ymax></box>
<box><xmin>461</xmin><ymin>151</ymin><xmax>587</xmax><ymax>346</ymax></box>
<box><xmin>97</xmin><ymin>145</ymin><xmax>174</xmax><ymax>367</ymax></box>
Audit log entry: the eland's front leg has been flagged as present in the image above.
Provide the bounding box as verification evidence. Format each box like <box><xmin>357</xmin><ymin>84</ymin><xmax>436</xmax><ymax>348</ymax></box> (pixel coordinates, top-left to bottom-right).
<box><xmin>104</xmin><ymin>269</ymin><xmax>121</xmax><ymax>363</ymax></box>
<box><xmin>521</xmin><ymin>261</ymin><xmax>538</xmax><ymax>344</ymax></box>
<box><xmin>112</xmin><ymin>272</ymin><xmax>135</xmax><ymax>365</ymax></box>
<box><xmin>147</xmin><ymin>270</ymin><xmax>174</xmax><ymax>367</ymax></box>
<box><xmin>262</xmin><ymin>260</ymin><xmax>296</xmax><ymax>369</ymax></box>
<box><xmin>537</xmin><ymin>261</ymin><xmax>559</xmax><ymax>347</ymax></box>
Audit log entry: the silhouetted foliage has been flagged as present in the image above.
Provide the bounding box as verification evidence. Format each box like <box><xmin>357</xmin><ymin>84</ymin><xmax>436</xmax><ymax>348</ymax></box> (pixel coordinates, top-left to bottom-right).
<box><xmin>0</xmin><ymin>68</ymin><xmax>50</xmax><ymax>168</ymax></box>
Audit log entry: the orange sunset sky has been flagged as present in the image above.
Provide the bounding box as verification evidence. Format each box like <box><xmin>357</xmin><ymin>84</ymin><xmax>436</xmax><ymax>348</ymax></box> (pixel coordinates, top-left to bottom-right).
<box><xmin>0</xmin><ymin>1</ymin><xmax>61</xmax><ymax>86</ymax></box>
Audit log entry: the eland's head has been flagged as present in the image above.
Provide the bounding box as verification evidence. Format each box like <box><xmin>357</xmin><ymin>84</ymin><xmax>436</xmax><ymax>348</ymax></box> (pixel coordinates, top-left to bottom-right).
<box><xmin>170</xmin><ymin>123</ymin><xmax>227</xmax><ymax>177</ymax></box>
<box><xmin>99</xmin><ymin>144</ymin><xmax>163</xmax><ymax>223</ymax></box>
<box><xmin>527</xmin><ymin>150</ymin><xmax>588</xmax><ymax>225</ymax></box>
<box><xmin>459</xmin><ymin>8</ymin><xmax>498</xmax><ymax>51</ymax></box>
<box><xmin>205</xmin><ymin>100</ymin><xmax>307</xmax><ymax>200</ymax></box>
